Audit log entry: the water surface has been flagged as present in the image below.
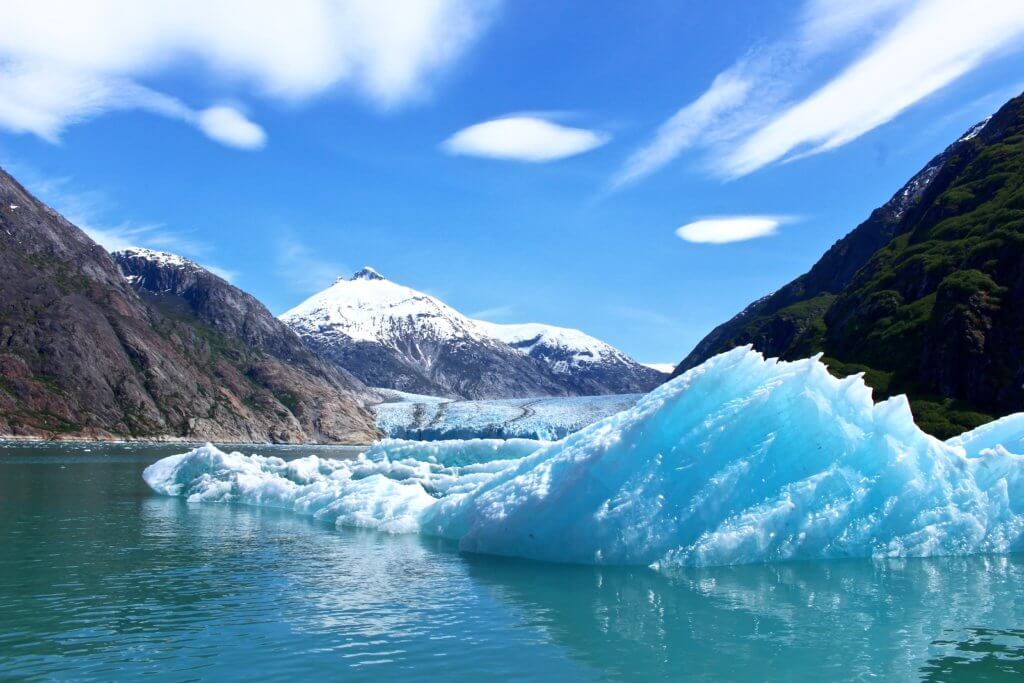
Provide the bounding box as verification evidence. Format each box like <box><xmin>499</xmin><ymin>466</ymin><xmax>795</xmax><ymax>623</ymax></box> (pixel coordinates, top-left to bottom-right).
<box><xmin>2</xmin><ymin>442</ymin><xmax>1023</xmax><ymax>681</ymax></box>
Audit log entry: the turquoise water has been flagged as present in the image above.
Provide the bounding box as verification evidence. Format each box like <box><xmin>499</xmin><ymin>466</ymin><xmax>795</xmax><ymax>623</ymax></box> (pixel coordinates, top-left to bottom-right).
<box><xmin>2</xmin><ymin>443</ymin><xmax>1024</xmax><ymax>681</ymax></box>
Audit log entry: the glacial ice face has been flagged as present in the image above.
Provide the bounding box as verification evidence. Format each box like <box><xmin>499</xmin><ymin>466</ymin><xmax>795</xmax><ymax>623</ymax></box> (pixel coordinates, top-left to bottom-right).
<box><xmin>144</xmin><ymin>347</ymin><xmax>1024</xmax><ymax>569</ymax></box>
<box><xmin>373</xmin><ymin>393</ymin><xmax>643</xmax><ymax>441</ymax></box>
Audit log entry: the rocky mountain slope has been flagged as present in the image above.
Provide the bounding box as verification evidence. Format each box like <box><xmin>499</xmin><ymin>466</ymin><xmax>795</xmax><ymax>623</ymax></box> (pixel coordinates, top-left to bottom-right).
<box><xmin>0</xmin><ymin>169</ymin><xmax>378</xmax><ymax>442</ymax></box>
<box><xmin>675</xmin><ymin>92</ymin><xmax>1024</xmax><ymax>438</ymax></box>
<box><xmin>281</xmin><ymin>268</ymin><xmax>664</xmax><ymax>399</ymax></box>
<box><xmin>114</xmin><ymin>247</ymin><xmax>380</xmax><ymax>442</ymax></box>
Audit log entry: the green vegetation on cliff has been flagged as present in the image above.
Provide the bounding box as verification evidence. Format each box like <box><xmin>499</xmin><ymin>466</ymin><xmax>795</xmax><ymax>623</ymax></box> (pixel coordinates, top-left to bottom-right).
<box><xmin>677</xmin><ymin>94</ymin><xmax>1024</xmax><ymax>438</ymax></box>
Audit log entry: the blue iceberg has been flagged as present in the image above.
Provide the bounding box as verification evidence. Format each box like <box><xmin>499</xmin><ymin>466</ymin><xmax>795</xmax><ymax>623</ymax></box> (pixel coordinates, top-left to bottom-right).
<box><xmin>144</xmin><ymin>347</ymin><xmax>1024</xmax><ymax>569</ymax></box>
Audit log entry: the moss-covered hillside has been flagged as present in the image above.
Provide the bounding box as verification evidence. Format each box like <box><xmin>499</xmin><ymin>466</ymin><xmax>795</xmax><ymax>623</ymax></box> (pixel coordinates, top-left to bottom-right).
<box><xmin>675</xmin><ymin>93</ymin><xmax>1024</xmax><ymax>438</ymax></box>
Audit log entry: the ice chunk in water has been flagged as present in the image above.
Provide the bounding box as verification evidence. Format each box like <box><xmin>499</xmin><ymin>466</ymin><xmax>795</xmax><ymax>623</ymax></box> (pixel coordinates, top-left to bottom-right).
<box><xmin>145</xmin><ymin>347</ymin><xmax>1024</xmax><ymax>569</ymax></box>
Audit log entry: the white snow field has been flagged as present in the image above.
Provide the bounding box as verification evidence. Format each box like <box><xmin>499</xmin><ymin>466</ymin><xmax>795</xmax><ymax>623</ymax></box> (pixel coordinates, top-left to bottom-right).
<box><xmin>372</xmin><ymin>392</ymin><xmax>643</xmax><ymax>440</ymax></box>
<box><xmin>145</xmin><ymin>347</ymin><xmax>1024</xmax><ymax>569</ymax></box>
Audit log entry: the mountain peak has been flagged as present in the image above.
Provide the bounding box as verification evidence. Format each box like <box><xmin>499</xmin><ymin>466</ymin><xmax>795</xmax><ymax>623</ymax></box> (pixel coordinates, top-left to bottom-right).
<box><xmin>352</xmin><ymin>266</ymin><xmax>385</xmax><ymax>281</ymax></box>
<box><xmin>114</xmin><ymin>246</ymin><xmax>194</xmax><ymax>270</ymax></box>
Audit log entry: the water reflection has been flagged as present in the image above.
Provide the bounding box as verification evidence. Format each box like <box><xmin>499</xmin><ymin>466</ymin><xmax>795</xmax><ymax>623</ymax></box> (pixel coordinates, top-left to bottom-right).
<box><xmin>921</xmin><ymin>628</ymin><xmax>1024</xmax><ymax>680</ymax></box>
<box><xmin>462</xmin><ymin>554</ymin><xmax>1024</xmax><ymax>682</ymax></box>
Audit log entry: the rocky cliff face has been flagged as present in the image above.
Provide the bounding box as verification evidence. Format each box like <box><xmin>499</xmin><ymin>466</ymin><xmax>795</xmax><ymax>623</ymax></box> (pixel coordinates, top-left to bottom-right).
<box><xmin>0</xmin><ymin>169</ymin><xmax>378</xmax><ymax>443</ymax></box>
<box><xmin>674</xmin><ymin>93</ymin><xmax>1024</xmax><ymax>437</ymax></box>
<box><xmin>114</xmin><ymin>247</ymin><xmax>380</xmax><ymax>442</ymax></box>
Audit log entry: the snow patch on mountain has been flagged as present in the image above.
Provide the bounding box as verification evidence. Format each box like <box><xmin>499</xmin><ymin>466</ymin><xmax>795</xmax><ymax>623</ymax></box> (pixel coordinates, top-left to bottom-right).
<box><xmin>959</xmin><ymin>115</ymin><xmax>992</xmax><ymax>142</ymax></box>
<box><xmin>643</xmin><ymin>363</ymin><xmax>676</xmax><ymax>374</ymax></box>
<box><xmin>478</xmin><ymin>321</ymin><xmax>622</xmax><ymax>371</ymax></box>
<box><xmin>116</xmin><ymin>247</ymin><xmax>194</xmax><ymax>271</ymax></box>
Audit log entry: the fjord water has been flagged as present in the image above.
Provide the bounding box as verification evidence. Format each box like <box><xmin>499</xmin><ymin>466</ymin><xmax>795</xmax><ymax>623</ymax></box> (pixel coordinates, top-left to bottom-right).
<box><xmin>3</xmin><ymin>444</ymin><xmax>1024</xmax><ymax>682</ymax></box>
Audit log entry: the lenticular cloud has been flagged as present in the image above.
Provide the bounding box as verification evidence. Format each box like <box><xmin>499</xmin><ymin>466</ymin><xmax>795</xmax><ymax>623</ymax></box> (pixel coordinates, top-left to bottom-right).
<box><xmin>144</xmin><ymin>347</ymin><xmax>1024</xmax><ymax>569</ymax></box>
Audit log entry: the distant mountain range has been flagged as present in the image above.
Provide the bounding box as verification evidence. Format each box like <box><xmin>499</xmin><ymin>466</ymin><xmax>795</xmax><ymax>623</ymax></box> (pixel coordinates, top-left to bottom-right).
<box><xmin>675</xmin><ymin>91</ymin><xmax>1024</xmax><ymax>438</ymax></box>
<box><xmin>0</xmin><ymin>171</ymin><xmax>378</xmax><ymax>443</ymax></box>
<box><xmin>280</xmin><ymin>268</ymin><xmax>665</xmax><ymax>399</ymax></box>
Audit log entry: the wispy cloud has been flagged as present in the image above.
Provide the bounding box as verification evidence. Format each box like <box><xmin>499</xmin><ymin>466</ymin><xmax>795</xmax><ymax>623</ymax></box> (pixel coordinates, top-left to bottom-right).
<box><xmin>675</xmin><ymin>215</ymin><xmax>789</xmax><ymax>244</ymax></box>
<box><xmin>203</xmin><ymin>264</ymin><xmax>239</xmax><ymax>282</ymax></box>
<box><xmin>0</xmin><ymin>62</ymin><xmax>265</xmax><ymax>150</ymax></box>
<box><xmin>469</xmin><ymin>304</ymin><xmax>517</xmax><ymax>321</ymax></box>
<box><xmin>797</xmin><ymin>0</ymin><xmax>911</xmax><ymax>53</ymax></box>
<box><xmin>0</xmin><ymin>1</ymin><xmax>500</xmax><ymax>146</ymax></box>
<box><xmin>722</xmin><ymin>0</ymin><xmax>1024</xmax><ymax>177</ymax></box>
<box><xmin>443</xmin><ymin>116</ymin><xmax>609</xmax><ymax>162</ymax></box>
<box><xmin>22</xmin><ymin>172</ymin><xmax>236</xmax><ymax>279</ymax></box>
<box><xmin>612</xmin><ymin>69</ymin><xmax>752</xmax><ymax>187</ymax></box>
<box><xmin>274</xmin><ymin>237</ymin><xmax>348</xmax><ymax>296</ymax></box>
<box><xmin>614</xmin><ymin>0</ymin><xmax>1024</xmax><ymax>183</ymax></box>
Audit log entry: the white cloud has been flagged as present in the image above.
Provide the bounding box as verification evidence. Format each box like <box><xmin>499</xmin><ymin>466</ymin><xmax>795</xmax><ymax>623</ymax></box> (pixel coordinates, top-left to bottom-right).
<box><xmin>615</xmin><ymin>0</ymin><xmax>1024</xmax><ymax>183</ymax></box>
<box><xmin>443</xmin><ymin>116</ymin><xmax>609</xmax><ymax>162</ymax></box>
<box><xmin>722</xmin><ymin>0</ymin><xmax>1024</xmax><ymax>177</ymax></box>
<box><xmin>675</xmin><ymin>216</ymin><xmax>783</xmax><ymax>244</ymax></box>
<box><xmin>797</xmin><ymin>0</ymin><xmax>911</xmax><ymax>52</ymax></box>
<box><xmin>196</xmin><ymin>106</ymin><xmax>266</xmax><ymax>150</ymax></box>
<box><xmin>0</xmin><ymin>0</ymin><xmax>499</xmax><ymax>146</ymax></box>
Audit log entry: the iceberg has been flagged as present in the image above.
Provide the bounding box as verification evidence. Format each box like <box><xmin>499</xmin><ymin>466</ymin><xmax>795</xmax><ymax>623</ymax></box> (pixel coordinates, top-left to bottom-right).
<box><xmin>144</xmin><ymin>347</ymin><xmax>1024</xmax><ymax>569</ymax></box>
<box><xmin>143</xmin><ymin>438</ymin><xmax>542</xmax><ymax>533</ymax></box>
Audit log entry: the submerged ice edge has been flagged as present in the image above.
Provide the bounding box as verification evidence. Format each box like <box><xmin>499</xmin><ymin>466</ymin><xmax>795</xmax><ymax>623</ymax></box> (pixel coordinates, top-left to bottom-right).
<box><xmin>143</xmin><ymin>347</ymin><xmax>1024</xmax><ymax>570</ymax></box>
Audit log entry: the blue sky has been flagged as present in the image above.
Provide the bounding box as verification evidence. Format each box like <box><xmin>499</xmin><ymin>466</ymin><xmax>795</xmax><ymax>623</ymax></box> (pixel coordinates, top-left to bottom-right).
<box><xmin>1</xmin><ymin>1</ymin><xmax>1023</xmax><ymax>364</ymax></box>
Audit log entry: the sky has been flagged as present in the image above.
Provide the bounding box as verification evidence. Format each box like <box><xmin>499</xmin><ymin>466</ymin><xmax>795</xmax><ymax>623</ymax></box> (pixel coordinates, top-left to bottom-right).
<box><xmin>1</xmin><ymin>0</ymin><xmax>1023</xmax><ymax>365</ymax></box>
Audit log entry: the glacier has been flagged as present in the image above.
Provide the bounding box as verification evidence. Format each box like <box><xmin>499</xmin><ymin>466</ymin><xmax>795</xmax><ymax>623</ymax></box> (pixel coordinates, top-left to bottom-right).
<box><xmin>372</xmin><ymin>392</ymin><xmax>643</xmax><ymax>440</ymax></box>
<box><xmin>144</xmin><ymin>347</ymin><xmax>1024</xmax><ymax>569</ymax></box>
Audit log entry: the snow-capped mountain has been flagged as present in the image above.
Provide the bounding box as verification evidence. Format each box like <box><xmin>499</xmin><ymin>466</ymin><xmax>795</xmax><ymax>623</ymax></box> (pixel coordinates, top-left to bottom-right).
<box><xmin>280</xmin><ymin>267</ymin><xmax>665</xmax><ymax>399</ymax></box>
<box><xmin>280</xmin><ymin>267</ymin><xmax>570</xmax><ymax>398</ymax></box>
<box><xmin>477</xmin><ymin>321</ymin><xmax>666</xmax><ymax>395</ymax></box>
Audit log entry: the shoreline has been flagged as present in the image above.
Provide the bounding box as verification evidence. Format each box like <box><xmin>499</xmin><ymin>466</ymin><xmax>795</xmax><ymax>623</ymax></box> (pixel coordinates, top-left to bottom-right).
<box><xmin>0</xmin><ymin>434</ymin><xmax>374</xmax><ymax>448</ymax></box>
